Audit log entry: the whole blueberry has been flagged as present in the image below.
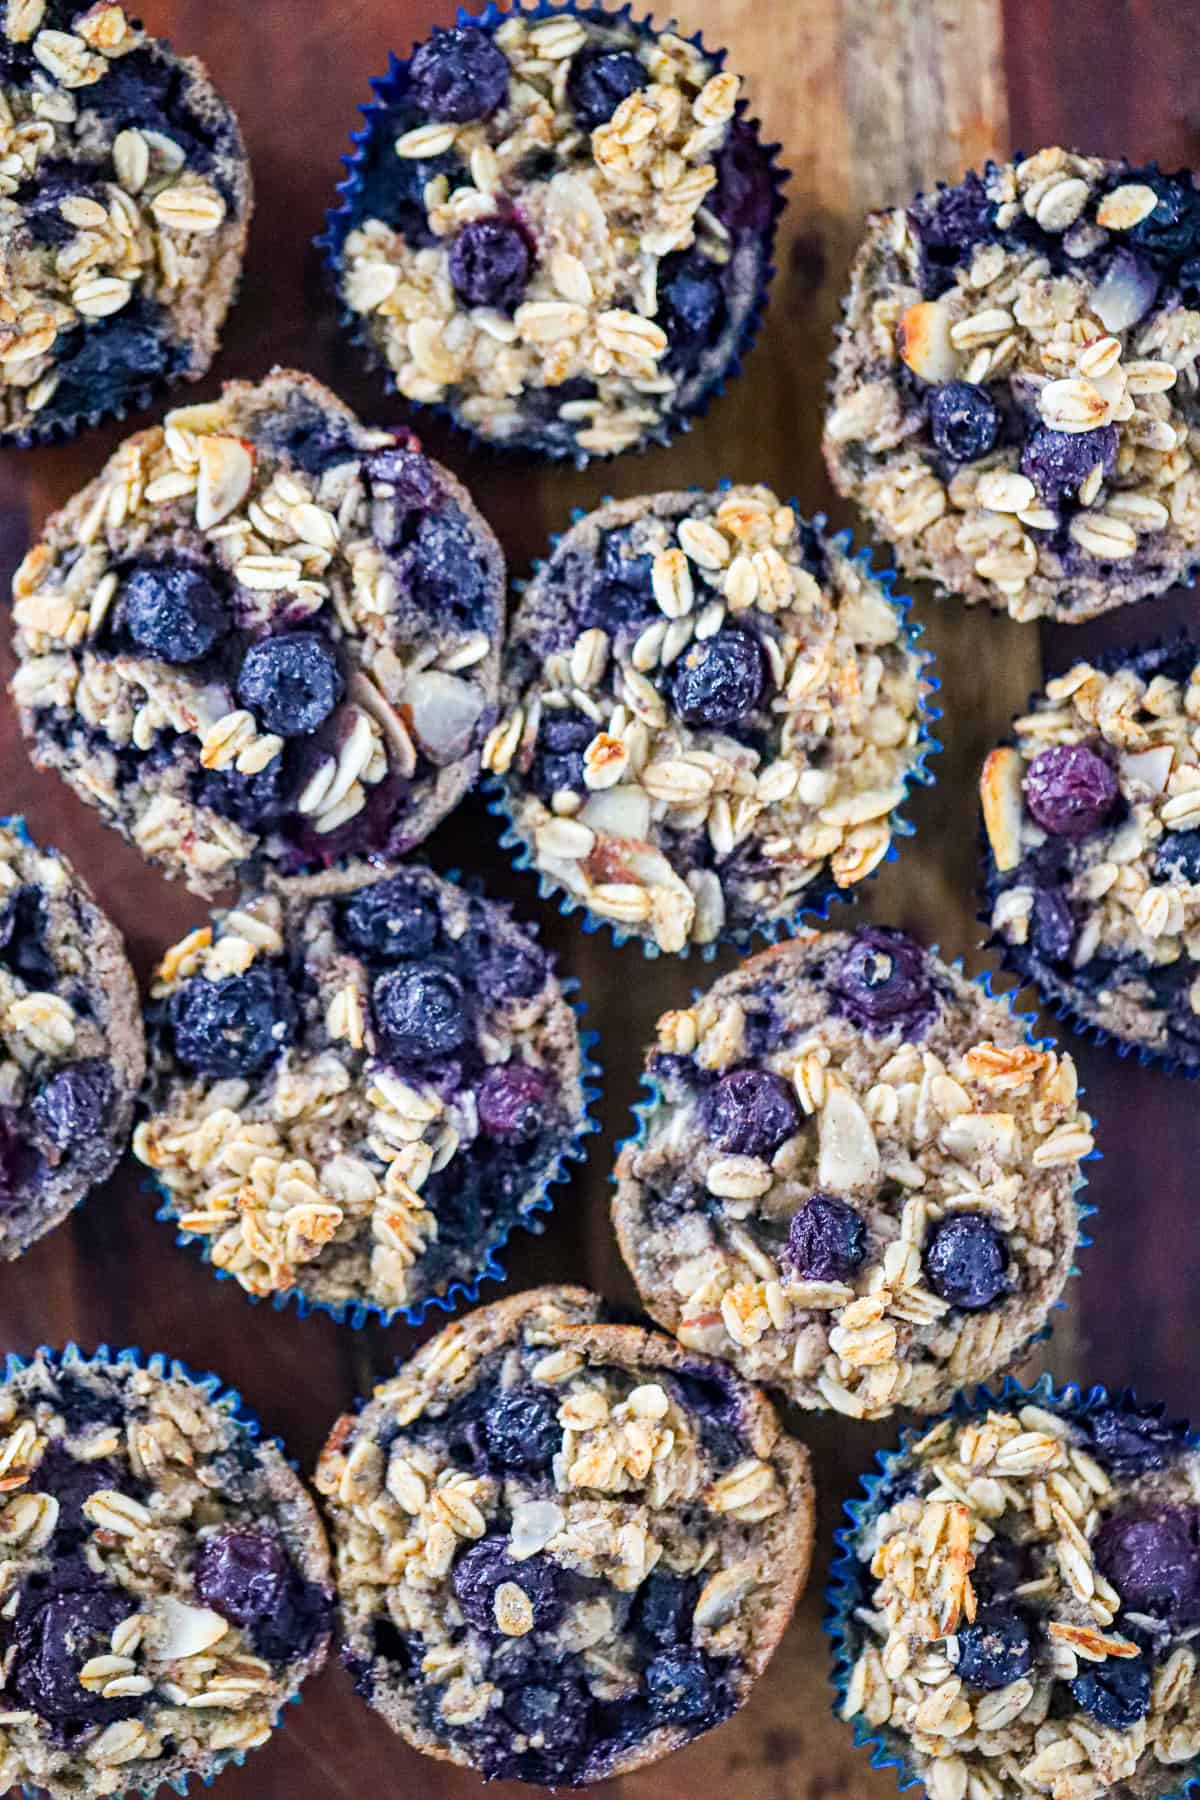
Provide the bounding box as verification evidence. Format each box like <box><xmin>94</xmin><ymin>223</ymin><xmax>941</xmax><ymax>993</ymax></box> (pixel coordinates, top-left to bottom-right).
<box><xmin>832</xmin><ymin>926</ymin><xmax>935</xmax><ymax>1036</ymax></box>
<box><xmin>531</xmin><ymin>706</ymin><xmax>593</xmax><ymax>800</ymax></box>
<box><xmin>657</xmin><ymin>252</ymin><xmax>728</xmax><ymax>356</ymax></box>
<box><xmin>1125</xmin><ymin>171</ymin><xmax>1200</xmax><ymax>263</ymax></box>
<box><xmin>970</xmin><ymin>1537</ymin><xmax>1032</xmax><ymax>1601</ymax></box>
<box><xmin>31</xmin><ymin>1060</ymin><xmax>113</xmax><ymax>1152</ymax></box>
<box><xmin>1083</xmin><ymin>1402</ymin><xmax>1193</xmax><ymax>1476</ymax></box>
<box><xmin>1155</xmin><ymin>829</ymin><xmax>1200</xmax><ymax>885</ymax></box>
<box><xmin>786</xmin><ymin>1194</ymin><xmax>867</xmax><ymax>1283</ymax></box>
<box><xmin>566</xmin><ymin>46</ymin><xmax>646</xmax><ymax>128</ymax></box>
<box><xmin>194</xmin><ymin>1528</ymin><xmax>328</xmax><ymax>1663</ymax></box>
<box><xmin>498</xmin><ymin>1657</ymin><xmax>591</xmax><ymax>1763</ymax></box>
<box><xmin>10</xmin><ymin>1583</ymin><xmax>139</xmax><ymax>1729</ymax></box>
<box><xmin>451</xmin><ymin>1536</ymin><xmax>560</xmax><ymax>1635</ymax></box>
<box><xmin>123</xmin><ymin>562</ymin><xmax>229</xmax><ymax>663</ymax></box>
<box><xmin>365</xmin><ymin>447</ymin><xmax>442</xmax><ymax>549</ymax></box>
<box><xmin>237</xmin><ymin>633</ymin><xmax>344</xmax><ymax>738</ymax></box>
<box><xmin>1093</xmin><ymin>1508</ymin><xmax>1200</xmax><ymax>1627</ymax></box>
<box><xmin>955</xmin><ymin>1606</ymin><xmax>1033</xmax><ymax>1689</ymax></box>
<box><xmin>701</xmin><ymin>1068</ymin><xmax>800</xmax><ymax>1157</ymax></box>
<box><xmin>409</xmin><ymin>27</ymin><xmax>509</xmax><ymax>122</ymax></box>
<box><xmin>408</xmin><ymin>510</ymin><xmax>491</xmax><ymax>622</ymax></box>
<box><xmin>171</xmin><ymin>966</ymin><xmax>296</xmax><ymax>1078</ymax></box>
<box><xmin>373</xmin><ymin>966</ymin><xmax>469</xmax><ymax>1063</ymax></box>
<box><xmin>336</xmin><ymin>876</ymin><xmax>439</xmax><ymax>962</ymax></box>
<box><xmin>922</xmin><ymin>1214</ymin><xmax>1010</xmax><ymax>1310</ymax></box>
<box><xmin>910</xmin><ymin>171</ymin><xmax>995</xmax><ymax>276</ymax></box>
<box><xmin>34</xmin><ymin>1443</ymin><xmax>127</xmax><ymax>1542</ymax></box>
<box><xmin>0</xmin><ymin>885</ymin><xmax>52</xmax><ymax>985</ymax></box>
<box><xmin>645</xmin><ymin>1648</ymin><xmax>729</xmax><ymax>1727</ymax></box>
<box><xmin>928</xmin><ymin>382</ymin><xmax>1000</xmax><ymax>462</ymax></box>
<box><xmin>196</xmin><ymin>756</ymin><xmax>291</xmax><ymax>831</ymax></box>
<box><xmin>1071</xmin><ymin>1657</ymin><xmax>1151</xmax><ymax>1729</ymax></box>
<box><xmin>1020</xmin><ymin>424</ymin><xmax>1119</xmax><ymax>506</ymax></box>
<box><xmin>633</xmin><ymin>1573</ymin><xmax>699</xmax><ymax>1648</ymax></box>
<box><xmin>481</xmin><ymin>1386</ymin><xmax>560</xmax><ymax>1471</ymax></box>
<box><xmin>468</xmin><ymin>935</ymin><xmax>548</xmax><ymax>1003</ymax></box>
<box><xmin>477</xmin><ymin>1064</ymin><xmax>549</xmax><ymax>1141</ymax></box>
<box><xmin>671</xmin><ymin>628</ymin><xmax>765</xmax><ymax>727</ymax></box>
<box><xmin>712</xmin><ymin>121</ymin><xmax>777</xmax><ymax>235</ymax></box>
<box><xmin>1030</xmin><ymin>887</ymin><xmax>1076</xmax><ymax>963</ymax></box>
<box><xmin>1023</xmin><ymin>744</ymin><xmax>1118</xmax><ymax>838</ymax></box>
<box><xmin>448</xmin><ymin>216</ymin><xmax>531</xmax><ymax>312</ymax></box>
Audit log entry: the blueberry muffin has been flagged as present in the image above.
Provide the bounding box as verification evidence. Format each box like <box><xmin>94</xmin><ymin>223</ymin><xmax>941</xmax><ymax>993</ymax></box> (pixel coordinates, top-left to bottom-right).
<box><xmin>0</xmin><ymin>1345</ymin><xmax>332</xmax><ymax>1799</ymax></box>
<box><xmin>135</xmin><ymin>867</ymin><xmax>592</xmax><ymax>1322</ymax></box>
<box><xmin>0</xmin><ymin>817</ymin><xmax>143</xmax><ymax>1259</ymax></box>
<box><xmin>833</xmin><ymin>1384</ymin><xmax>1200</xmax><ymax>1800</ymax></box>
<box><xmin>824</xmin><ymin>150</ymin><xmax>1200</xmax><ymax>623</ymax></box>
<box><xmin>315</xmin><ymin>1285</ymin><xmax>814</xmax><ymax>1785</ymax></box>
<box><xmin>981</xmin><ymin>640</ymin><xmax>1200</xmax><ymax>1071</ymax></box>
<box><xmin>488</xmin><ymin>488</ymin><xmax>932</xmax><ymax>954</ymax></box>
<box><xmin>327</xmin><ymin>7</ymin><xmax>782</xmax><ymax>460</ymax></box>
<box><xmin>11</xmin><ymin>369</ymin><xmax>505</xmax><ymax>897</ymax></box>
<box><xmin>0</xmin><ymin>1</ymin><xmax>251</xmax><ymax>446</ymax></box>
<box><xmin>612</xmin><ymin>928</ymin><xmax>1094</xmax><ymax>1419</ymax></box>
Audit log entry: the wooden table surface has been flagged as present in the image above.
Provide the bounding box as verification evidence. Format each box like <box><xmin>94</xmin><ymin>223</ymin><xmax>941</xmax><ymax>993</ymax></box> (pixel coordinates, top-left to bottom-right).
<box><xmin>2</xmin><ymin>2</ymin><xmax>1199</xmax><ymax>1796</ymax></box>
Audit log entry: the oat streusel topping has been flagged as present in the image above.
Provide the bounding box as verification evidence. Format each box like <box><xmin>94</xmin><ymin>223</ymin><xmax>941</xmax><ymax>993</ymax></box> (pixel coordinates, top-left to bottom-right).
<box><xmin>333</xmin><ymin>9</ymin><xmax>779</xmax><ymax>458</ymax></box>
<box><xmin>825</xmin><ymin>149</ymin><xmax>1200</xmax><ymax>622</ymax></box>
<box><xmin>489</xmin><ymin>487</ymin><xmax>931</xmax><ymax>953</ymax></box>
<box><xmin>0</xmin><ymin>1350</ymin><xmax>330</xmax><ymax>1800</ymax></box>
<box><xmin>0</xmin><ymin>2</ymin><xmax>250</xmax><ymax>442</ymax></box>
<box><xmin>316</xmin><ymin>1287</ymin><xmax>813</xmax><ymax>1785</ymax></box>
<box><xmin>839</xmin><ymin>1393</ymin><xmax>1200</xmax><ymax>1800</ymax></box>
<box><xmin>983</xmin><ymin>642</ymin><xmax>1200</xmax><ymax>1067</ymax></box>
<box><xmin>613</xmin><ymin>930</ymin><xmax>1092</xmax><ymax>1418</ymax></box>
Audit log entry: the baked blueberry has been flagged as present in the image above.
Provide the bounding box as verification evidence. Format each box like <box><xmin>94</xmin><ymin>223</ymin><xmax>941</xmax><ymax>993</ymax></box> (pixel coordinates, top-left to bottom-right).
<box><xmin>671</xmin><ymin>629</ymin><xmax>765</xmax><ymax>726</ymax></box>
<box><xmin>702</xmin><ymin>1069</ymin><xmax>800</xmax><ymax>1157</ymax></box>
<box><xmin>237</xmin><ymin>633</ymin><xmax>344</xmax><ymax>738</ymax></box>
<box><xmin>336</xmin><ymin>875</ymin><xmax>440</xmax><ymax>961</ymax></box>
<box><xmin>30</xmin><ymin>1061</ymin><xmax>114</xmax><ymax>1155</ymax></box>
<box><xmin>1020</xmin><ymin>424</ymin><xmax>1119</xmax><ymax>505</ymax></box>
<box><xmin>1093</xmin><ymin>1508</ymin><xmax>1200</xmax><ymax>1626</ymax></box>
<box><xmin>922</xmin><ymin>1214</ymin><xmax>1010</xmax><ymax>1309</ymax></box>
<box><xmin>451</xmin><ymin>1537</ymin><xmax>561</xmax><ymax>1634</ymax></box>
<box><xmin>408</xmin><ymin>27</ymin><xmax>510</xmax><ymax>123</ymax></box>
<box><xmin>477</xmin><ymin>1065</ymin><xmax>549</xmax><ymax>1140</ymax></box>
<box><xmin>123</xmin><ymin>563</ymin><xmax>230</xmax><ymax>663</ymax></box>
<box><xmin>373</xmin><ymin>966</ymin><xmax>469</xmax><ymax>1064</ymax></box>
<box><xmin>481</xmin><ymin>1387</ymin><xmax>561</xmax><ymax>1471</ymax></box>
<box><xmin>786</xmin><ymin>1195</ymin><xmax>867</xmax><ymax>1283</ymax></box>
<box><xmin>10</xmin><ymin>1584</ymin><xmax>140</xmax><ymax>1731</ymax></box>
<box><xmin>645</xmin><ymin>1648</ymin><xmax>731</xmax><ymax>1725</ymax></box>
<box><xmin>171</xmin><ymin>967</ymin><xmax>295</xmax><ymax>1078</ymax></box>
<box><xmin>1070</xmin><ymin>1658</ymin><xmax>1151</xmax><ymax>1729</ymax></box>
<box><xmin>1023</xmin><ymin>744</ymin><xmax>1118</xmax><ymax>838</ymax></box>
<box><xmin>833</xmin><ymin>927</ymin><xmax>935</xmax><ymax>1036</ymax></box>
<box><xmin>567</xmin><ymin>47</ymin><xmax>646</xmax><ymax>128</ymax></box>
<box><xmin>1083</xmin><ymin>1401</ymin><xmax>1193</xmax><ymax>1476</ymax></box>
<box><xmin>929</xmin><ymin>382</ymin><xmax>1000</xmax><ymax>462</ymax></box>
<box><xmin>448</xmin><ymin>217</ymin><xmax>531</xmax><ymax>312</ymax></box>
<box><xmin>953</xmin><ymin>1606</ymin><xmax>1033</xmax><ymax>1689</ymax></box>
<box><xmin>194</xmin><ymin>1528</ymin><xmax>329</xmax><ymax>1663</ymax></box>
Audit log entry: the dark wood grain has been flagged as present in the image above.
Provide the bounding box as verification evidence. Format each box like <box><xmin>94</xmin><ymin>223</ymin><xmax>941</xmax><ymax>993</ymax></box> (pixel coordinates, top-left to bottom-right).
<box><xmin>0</xmin><ymin>3</ymin><xmax>1195</xmax><ymax>1798</ymax></box>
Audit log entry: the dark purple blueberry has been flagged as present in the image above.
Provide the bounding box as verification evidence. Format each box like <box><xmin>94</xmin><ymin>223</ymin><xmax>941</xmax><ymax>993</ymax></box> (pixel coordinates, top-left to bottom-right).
<box><xmin>0</xmin><ymin>1110</ymin><xmax>38</xmax><ymax>1215</ymax></box>
<box><xmin>34</xmin><ymin>1443</ymin><xmax>127</xmax><ymax>1541</ymax></box>
<box><xmin>408</xmin><ymin>27</ymin><xmax>510</xmax><ymax>123</ymax></box>
<box><xmin>407</xmin><ymin>511</ymin><xmax>491</xmax><ymax>623</ymax></box>
<box><xmin>1155</xmin><ymin>829</ymin><xmax>1200</xmax><ymax>884</ymax></box>
<box><xmin>955</xmin><ymin>1606</ymin><xmax>1033</xmax><ymax>1689</ymax></box>
<box><xmin>448</xmin><ymin>216</ymin><xmax>531</xmax><ymax>312</ymax></box>
<box><xmin>122</xmin><ymin>562</ymin><xmax>229</xmax><ymax>664</ymax></box>
<box><xmin>1020</xmin><ymin>423</ymin><xmax>1119</xmax><ymax>506</ymax></box>
<box><xmin>16</xmin><ymin>162</ymin><xmax>102</xmax><ymax>248</ymax></box>
<box><xmin>644</xmin><ymin>1647</ymin><xmax>731</xmax><ymax>1727</ymax></box>
<box><xmin>1071</xmin><ymin>1657</ymin><xmax>1151</xmax><ymax>1729</ymax></box>
<box><xmin>195</xmin><ymin>755</ymin><xmax>291</xmax><ymax>830</ymax></box>
<box><xmin>970</xmin><ymin>1537</ymin><xmax>1032</xmax><ymax>1600</ymax></box>
<box><xmin>658</xmin><ymin>252</ymin><xmax>728</xmax><ymax>357</ymax></box>
<box><xmin>494</xmin><ymin>1657</ymin><xmax>591</xmax><ymax>1775</ymax></box>
<box><xmin>0</xmin><ymin>884</ymin><xmax>54</xmax><ymax>985</ymax></box>
<box><xmin>236</xmin><ymin>632</ymin><xmax>344</xmax><ymax>738</ymax></box>
<box><xmin>701</xmin><ymin>1068</ymin><xmax>800</xmax><ymax>1157</ymax></box>
<box><xmin>1083</xmin><ymin>1402</ymin><xmax>1193</xmax><ymax>1476</ymax></box>
<box><xmin>171</xmin><ymin>966</ymin><xmax>296</xmax><ymax>1078</ymax></box>
<box><xmin>1093</xmin><ymin>1508</ymin><xmax>1200</xmax><ymax>1627</ymax></box>
<box><xmin>1023</xmin><ymin>744</ymin><xmax>1118</xmax><ymax>839</ymax></box>
<box><xmin>928</xmin><ymin>382</ymin><xmax>1000</xmax><ymax>462</ymax></box>
<box><xmin>38</xmin><ymin>296</ymin><xmax>186</xmax><ymax>437</ymax></box>
<box><xmin>671</xmin><ymin>628</ymin><xmax>765</xmax><ymax>727</ymax></box>
<box><xmin>633</xmin><ymin>1573</ymin><xmax>699</xmax><ymax>1648</ymax></box>
<box><xmin>1124</xmin><ymin>171</ymin><xmax>1200</xmax><ymax>264</ymax></box>
<box><xmin>336</xmin><ymin>876</ymin><xmax>439</xmax><ymax>962</ymax></box>
<box><xmin>30</xmin><ymin>1060</ymin><xmax>113</xmax><ymax>1152</ymax></box>
<box><xmin>451</xmin><ymin>1536</ymin><xmax>561</xmax><ymax>1635</ymax></box>
<box><xmin>584</xmin><ymin>528</ymin><xmax>656</xmax><ymax>635</ymax></box>
<box><xmin>481</xmin><ymin>1386</ymin><xmax>560</xmax><ymax>1471</ymax></box>
<box><xmin>1030</xmin><ymin>887</ymin><xmax>1076</xmax><ymax>963</ymax></box>
<box><xmin>477</xmin><ymin>1064</ymin><xmax>549</xmax><ymax>1141</ymax></box>
<box><xmin>832</xmin><ymin>927</ymin><xmax>935</xmax><ymax>1036</ymax></box>
<box><xmin>468</xmin><ymin>936</ymin><xmax>547</xmax><ymax>1003</ymax></box>
<box><xmin>194</xmin><ymin>1529</ymin><xmax>328</xmax><ymax>1663</ymax></box>
<box><xmin>922</xmin><ymin>1214</ymin><xmax>1010</xmax><ymax>1310</ymax></box>
<box><xmin>566</xmin><ymin>46</ymin><xmax>646</xmax><ymax>128</ymax></box>
<box><xmin>531</xmin><ymin>706</ymin><xmax>593</xmax><ymax>800</ymax></box>
<box><xmin>364</xmin><ymin>447</ymin><xmax>442</xmax><ymax>549</ymax></box>
<box><xmin>373</xmin><ymin>965</ymin><xmax>469</xmax><ymax>1063</ymax></box>
<box><xmin>910</xmin><ymin>171</ymin><xmax>995</xmax><ymax>272</ymax></box>
<box><xmin>786</xmin><ymin>1194</ymin><xmax>867</xmax><ymax>1283</ymax></box>
<box><xmin>712</xmin><ymin>121</ymin><xmax>776</xmax><ymax>235</ymax></box>
<box><xmin>10</xmin><ymin>1584</ymin><xmax>139</xmax><ymax>1730</ymax></box>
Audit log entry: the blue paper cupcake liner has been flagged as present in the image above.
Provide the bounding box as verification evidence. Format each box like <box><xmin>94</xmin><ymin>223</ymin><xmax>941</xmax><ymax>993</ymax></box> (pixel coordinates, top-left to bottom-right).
<box><xmin>318</xmin><ymin>0</ymin><xmax>789</xmax><ymax>467</ymax></box>
<box><xmin>978</xmin><ymin>632</ymin><xmax>1200</xmax><ymax>1079</ymax></box>
<box><xmin>612</xmin><ymin>944</ymin><xmax>1096</xmax><ymax>1402</ymax></box>
<box><xmin>148</xmin><ymin>869</ymin><xmax>603</xmax><ymax>1330</ymax></box>
<box><xmin>826</xmin><ymin>1373</ymin><xmax>1200</xmax><ymax>1800</ymax></box>
<box><xmin>489</xmin><ymin>499</ymin><xmax>942</xmax><ymax>959</ymax></box>
<box><xmin>4</xmin><ymin>1341</ymin><xmax>320</xmax><ymax>1800</ymax></box>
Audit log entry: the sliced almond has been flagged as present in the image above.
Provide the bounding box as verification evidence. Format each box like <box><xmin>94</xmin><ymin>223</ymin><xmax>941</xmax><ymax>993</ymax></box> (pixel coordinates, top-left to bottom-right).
<box><xmin>579</xmin><ymin>785</ymin><xmax>652</xmax><ymax>842</ymax></box>
<box><xmin>195</xmin><ymin>436</ymin><xmax>254</xmax><ymax>531</ymax></box>
<box><xmin>979</xmin><ymin>746</ymin><xmax>1025</xmax><ymax>873</ymax></box>
<box><xmin>817</xmin><ymin>1078</ymin><xmax>881</xmax><ymax>1191</ymax></box>
<box><xmin>898</xmin><ymin>299</ymin><xmax>959</xmax><ymax>383</ymax></box>
<box><xmin>402</xmin><ymin>671</ymin><xmax>485</xmax><ymax>767</ymax></box>
<box><xmin>1120</xmin><ymin>745</ymin><xmax>1174</xmax><ymax>795</ymax></box>
<box><xmin>348</xmin><ymin>670</ymin><xmax>417</xmax><ymax>778</ymax></box>
<box><xmin>156</xmin><ymin>1596</ymin><xmax>229</xmax><ymax>1661</ymax></box>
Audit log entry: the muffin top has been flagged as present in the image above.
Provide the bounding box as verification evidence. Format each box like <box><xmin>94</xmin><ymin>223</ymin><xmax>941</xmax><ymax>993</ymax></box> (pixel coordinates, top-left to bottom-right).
<box><xmin>824</xmin><ymin>149</ymin><xmax>1200</xmax><ymax>622</ymax></box>
<box><xmin>11</xmin><ymin>369</ymin><xmax>504</xmax><ymax>896</ymax></box>
<box><xmin>613</xmin><ymin>928</ymin><xmax>1093</xmax><ymax>1417</ymax></box>
<box><xmin>316</xmin><ymin>1285</ymin><xmax>813</xmax><ymax>1786</ymax></box>
<box><xmin>0</xmin><ymin>1348</ymin><xmax>331</xmax><ymax>1800</ymax></box>
<box><xmin>489</xmin><ymin>487</ymin><xmax>930</xmax><ymax>953</ymax></box>
<box><xmin>136</xmin><ymin>867</ymin><xmax>589</xmax><ymax>1321</ymax></box>
<box><xmin>331</xmin><ymin>8</ymin><xmax>780</xmax><ymax>458</ymax></box>
<box><xmin>0</xmin><ymin>818</ymin><xmax>143</xmax><ymax>1259</ymax></box>
<box><xmin>0</xmin><ymin>1</ymin><xmax>250</xmax><ymax>443</ymax></box>
<box><xmin>983</xmin><ymin>640</ymin><xmax>1200</xmax><ymax>1069</ymax></box>
<box><xmin>838</xmin><ymin>1388</ymin><xmax>1200</xmax><ymax>1800</ymax></box>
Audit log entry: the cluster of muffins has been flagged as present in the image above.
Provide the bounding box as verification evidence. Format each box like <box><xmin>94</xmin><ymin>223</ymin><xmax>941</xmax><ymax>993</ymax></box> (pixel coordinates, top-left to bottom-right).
<box><xmin>3</xmin><ymin>2</ymin><xmax>1200</xmax><ymax>1798</ymax></box>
